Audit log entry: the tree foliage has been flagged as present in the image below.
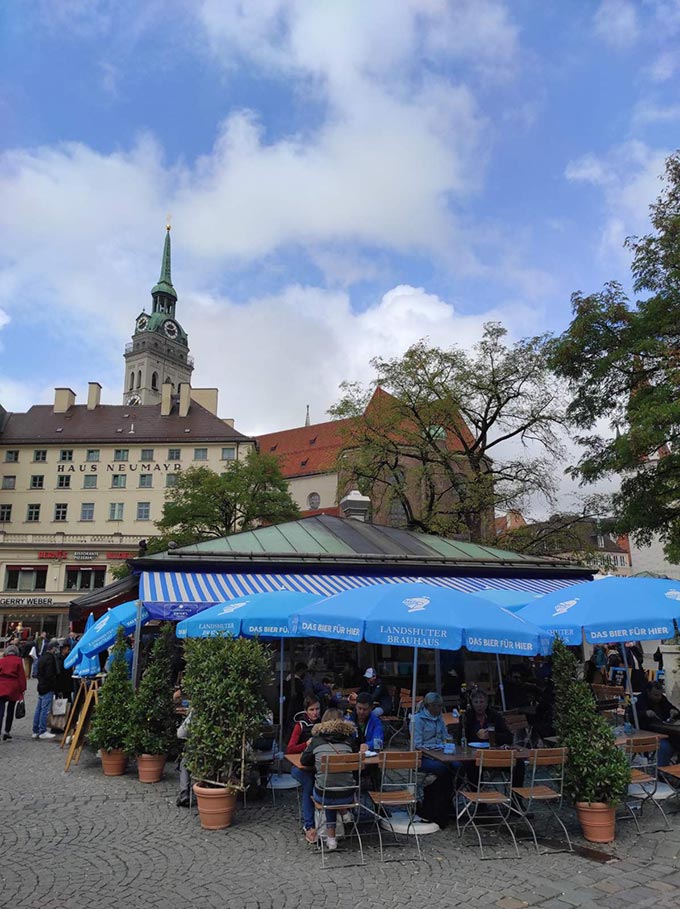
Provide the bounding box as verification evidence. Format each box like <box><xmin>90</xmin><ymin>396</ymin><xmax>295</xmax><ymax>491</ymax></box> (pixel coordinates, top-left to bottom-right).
<box><xmin>155</xmin><ymin>450</ymin><xmax>300</xmax><ymax>543</ymax></box>
<box><xmin>89</xmin><ymin>626</ymin><xmax>134</xmax><ymax>753</ymax></box>
<box><xmin>552</xmin><ymin>638</ymin><xmax>629</xmax><ymax>806</ymax></box>
<box><xmin>125</xmin><ymin>623</ymin><xmax>176</xmax><ymax>756</ymax></box>
<box><xmin>330</xmin><ymin>325</ymin><xmax>565</xmax><ymax>541</ymax></box>
<box><xmin>551</xmin><ymin>151</ymin><xmax>680</xmax><ymax>561</ymax></box>
<box><xmin>182</xmin><ymin>635</ymin><xmax>271</xmax><ymax>788</ymax></box>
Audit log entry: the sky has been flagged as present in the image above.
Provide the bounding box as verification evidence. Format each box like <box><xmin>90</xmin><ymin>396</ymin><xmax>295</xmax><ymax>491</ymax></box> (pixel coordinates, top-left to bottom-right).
<box><xmin>1</xmin><ymin>0</ymin><xmax>680</xmax><ymax>515</ymax></box>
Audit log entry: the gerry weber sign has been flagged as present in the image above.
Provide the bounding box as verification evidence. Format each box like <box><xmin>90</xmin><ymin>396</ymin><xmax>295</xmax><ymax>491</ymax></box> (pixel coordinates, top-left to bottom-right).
<box><xmin>57</xmin><ymin>461</ymin><xmax>182</xmax><ymax>474</ymax></box>
<box><xmin>0</xmin><ymin>596</ymin><xmax>54</xmax><ymax>607</ymax></box>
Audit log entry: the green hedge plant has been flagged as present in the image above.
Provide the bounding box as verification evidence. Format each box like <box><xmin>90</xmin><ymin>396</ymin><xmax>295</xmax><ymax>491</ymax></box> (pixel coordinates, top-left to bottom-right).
<box><xmin>553</xmin><ymin>637</ymin><xmax>630</xmax><ymax>805</ymax></box>
<box><xmin>89</xmin><ymin>626</ymin><xmax>134</xmax><ymax>753</ymax></box>
<box><xmin>182</xmin><ymin>635</ymin><xmax>270</xmax><ymax>789</ymax></box>
<box><xmin>125</xmin><ymin>623</ymin><xmax>177</xmax><ymax>756</ymax></box>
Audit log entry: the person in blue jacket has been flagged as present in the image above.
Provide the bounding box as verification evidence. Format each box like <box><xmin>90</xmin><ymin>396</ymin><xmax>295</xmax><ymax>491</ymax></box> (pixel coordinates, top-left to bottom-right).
<box><xmin>347</xmin><ymin>693</ymin><xmax>384</xmax><ymax>751</ymax></box>
<box><xmin>412</xmin><ymin>692</ymin><xmax>458</xmax><ymax>828</ymax></box>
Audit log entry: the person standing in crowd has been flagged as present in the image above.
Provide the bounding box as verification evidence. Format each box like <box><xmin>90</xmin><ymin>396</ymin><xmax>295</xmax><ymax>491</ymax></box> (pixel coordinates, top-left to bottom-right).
<box><xmin>286</xmin><ymin>696</ymin><xmax>322</xmax><ymax>844</ymax></box>
<box><xmin>358</xmin><ymin>667</ymin><xmax>392</xmax><ymax>715</ymax></box>
<box><xmin>30</xmin><ymin>630</ymin><xmax>49</xmax><ymax>678</ymax></box>
<box><xmin>0</xmin><ymin>644</ymin><xmax>27</xmax><ymax>741</ymax></box>
<box><xmin>56</xmin><ymin>640</ymin><xmax>74</xmax><ymax>701</ymax></box>
<box><xmin>32</xmin><ymin>639</ymin><xmax>60</xmax><ymax>740</ymax></box>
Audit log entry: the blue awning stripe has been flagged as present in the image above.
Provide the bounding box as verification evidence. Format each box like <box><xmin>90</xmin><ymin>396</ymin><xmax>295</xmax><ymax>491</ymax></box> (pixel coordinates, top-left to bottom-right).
<box><xmin>140</xmin><ymin>570</ymin><xmax>583</xmax><ymax>615</ymax></box>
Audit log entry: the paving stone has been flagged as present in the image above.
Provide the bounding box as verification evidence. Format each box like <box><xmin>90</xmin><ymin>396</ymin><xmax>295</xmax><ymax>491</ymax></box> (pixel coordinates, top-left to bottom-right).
<box><xmin>495</xmin><ymin>899</ymin><xmax>528</xmax><ymax>909</ymax></box>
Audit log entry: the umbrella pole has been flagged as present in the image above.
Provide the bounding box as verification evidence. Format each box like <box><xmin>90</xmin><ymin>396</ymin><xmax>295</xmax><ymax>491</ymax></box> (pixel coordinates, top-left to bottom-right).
<box><xmin>410</xmin><ymin>646</ymin><xmax>419</xmax><ymax>750</ymax></box>
<box><xmin>434</xmin><ymin>649</ymin><xmax>442</xmax><ymax>695</ymax></box>
<box><xmin>130</xmin><ymin>599</ymin><xmax>144</xmax><ymax>689</ymax></box>
<box><xmin>496</xmin><ymin>653</ymin><xmax>507</xmax><ymax>712</ymax></box>
<box><xmin>278</xmin><ymin>638</ymin><xmax>285</xmax><ymax>757</ymax></box>
<box><xmin>621</xmin><ymin>645</ymin><xmax>640</xmax><ymax>730</ymax></box>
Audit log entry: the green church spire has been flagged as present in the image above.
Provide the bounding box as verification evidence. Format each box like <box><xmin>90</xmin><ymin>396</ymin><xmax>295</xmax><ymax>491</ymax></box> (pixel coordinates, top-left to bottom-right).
<box><xmin>151</xmin><ymin>224</ymin><xmax>177</xmax><ymax>300</ymax></box>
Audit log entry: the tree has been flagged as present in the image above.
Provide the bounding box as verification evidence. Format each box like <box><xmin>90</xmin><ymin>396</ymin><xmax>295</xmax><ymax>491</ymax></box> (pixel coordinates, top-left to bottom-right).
<box><xmin>125</xmin><ymin>623</ymin><xmax>177</xmax><ymax>757</ymax></box>
<box><xmin>551</xmin><ymin>151</ymin><xmax>680</xmax><ymax>561</ymax></box>
<box><xmin>155</xmin><ymin>449</ymin><xmax>300</xmax><ymax>543</ymax></box>
<box><xmin>330</xmin><ymin>325</ymin><xmax>565</xmax><ymax>542</ymax></box>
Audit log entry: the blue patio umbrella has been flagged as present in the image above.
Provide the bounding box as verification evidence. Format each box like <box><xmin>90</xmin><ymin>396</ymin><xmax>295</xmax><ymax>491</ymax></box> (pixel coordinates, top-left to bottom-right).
<box><xmin>518</xmin><ymin>576</ymin><xmax>680</xmax><ymax>728</ymax></box>
<box><xmin>71</xmin><ymin>612</ymin><xmax>101</xmax><ymax>677</ymax></box>
<box><xmin>77</xmin><ymin>600</ymin><xmax>150</xmax><ymax>658</ymax></box>
<box><xmin>290</xmin><ymin>582</ymin><xmax>554</xmax><ymax>726</ymax></box>
<box><xmin>473</xmin><ymin>588</ymin><xmax>545</xmax><ymax>611</ymax></box>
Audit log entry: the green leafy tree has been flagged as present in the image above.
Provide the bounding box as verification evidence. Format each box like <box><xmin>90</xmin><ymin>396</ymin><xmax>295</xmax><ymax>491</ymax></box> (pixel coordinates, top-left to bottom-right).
<box><xmin>89</xmin><ymin>627</ymin><xmax>134</xmax><ymax>753</ymax></box>
<box><xmin>182</xmin><ymin>636</ymin><xmax>271</xmax><ymax>788</ymax></box>
<box><xmin>155</xmin><ymin>450</ymin><xmax>300</xmax><ymax>543</ymax></box>
<box><xmin>551</xmin><ymin>152</ymin><xmax>680</xmax><ymax>561</ymax></box>
<box><xmin>125</xmin><ymin>623</ymin><xmax>176</xmax><ymax>756</ymax></box>
<box><xmin>330</xmin><ymin>325</ymin><xmax>565</xmax><ymax>541</ymax></box>
<box><xmin>552</xmin><ymin>638</ymin><xmax>629</xmax><ymax>806</ymax></box>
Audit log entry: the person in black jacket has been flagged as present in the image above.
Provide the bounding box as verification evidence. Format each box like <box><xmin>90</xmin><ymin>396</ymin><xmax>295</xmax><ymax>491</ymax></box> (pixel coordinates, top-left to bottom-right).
<box><xmin>32</xmin><ymin>638</ymin><xmax>60</xmax><ymax>740</ymax></box>
<box><xmin>358</xmin><ymin>668</ymin><xmax>392</xmax><ymax>715</ymax></box>
<box><xmin>463</xmin><ymin>687</ymin><xmax>524</xmax><ymax>788</ymax></box>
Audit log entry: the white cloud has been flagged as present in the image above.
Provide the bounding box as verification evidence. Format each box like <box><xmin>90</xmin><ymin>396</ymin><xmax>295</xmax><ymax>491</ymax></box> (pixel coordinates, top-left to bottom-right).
<box><xmin>593</xmin><ymin>0</ymin><xmax>639</xmax><ymax>49</ymax></box>
<box><xmin>646</xmin><ymin>50</ymin><xmax>679</xmax><ymax>82</ymax></box>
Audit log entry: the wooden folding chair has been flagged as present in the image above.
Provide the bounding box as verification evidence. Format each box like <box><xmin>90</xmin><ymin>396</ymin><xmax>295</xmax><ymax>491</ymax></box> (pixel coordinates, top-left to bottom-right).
<box><xmin>456</xmin><ymin>749</ymin><xmax>520</xmax><ymax>859</ymax></box>
<box><xmin>512</xmin><ymin>748</ymin><xmax>572</xmax><ymax>853</ymax></box>
<box><xmin>368</xmin><ymin>751</ymin><xmax>423</xmax><ymax>862</ymax></box>
<box><xmin>312</xmin><ymin>753</ymin><xmax>365</xmax><ymax>867</ymax></box>
<box><xmin>622</xmin><ymin>736</ymin><xmax>672</xmax><ymax>832</ymax></box>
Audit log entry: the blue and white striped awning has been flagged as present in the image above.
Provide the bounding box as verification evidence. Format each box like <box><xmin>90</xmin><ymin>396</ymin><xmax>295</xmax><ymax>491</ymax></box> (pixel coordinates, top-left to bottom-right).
<box><xmin>140</xmin><ymin>571</ymin><xmax>584</xmax><ymax>621</ymax></box>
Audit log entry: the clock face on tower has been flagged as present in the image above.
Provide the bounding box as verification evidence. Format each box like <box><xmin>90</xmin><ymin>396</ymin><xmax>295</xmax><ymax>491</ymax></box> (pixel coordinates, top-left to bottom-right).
<box><xmin>164</xmin><ymin>319</ymin><xmax>179</xmax><ymax>339</ymax></box>
<box><xmin>136</xmin><ymin>315</ymin><xmax>149</xmax><ymax>332</ymax></box>
<box><xmin>126</xmin><ymin>394</ymin><xmax>142</xmax><ymax>406</ymax></box>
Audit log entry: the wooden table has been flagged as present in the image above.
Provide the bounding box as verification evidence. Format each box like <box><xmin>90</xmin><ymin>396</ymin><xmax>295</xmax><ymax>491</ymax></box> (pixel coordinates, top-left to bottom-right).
<box><xmin>422</xmin><ymin>746</ymin><xmax>530</xmax><ymax>764</ymax></box>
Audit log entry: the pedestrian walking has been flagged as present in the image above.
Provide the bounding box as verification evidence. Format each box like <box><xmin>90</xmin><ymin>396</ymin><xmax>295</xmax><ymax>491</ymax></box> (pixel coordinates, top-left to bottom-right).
<box><xmin>0</xmin><ymin>644</ymin><xmax>27</xmax><ymax>741</ymax></box>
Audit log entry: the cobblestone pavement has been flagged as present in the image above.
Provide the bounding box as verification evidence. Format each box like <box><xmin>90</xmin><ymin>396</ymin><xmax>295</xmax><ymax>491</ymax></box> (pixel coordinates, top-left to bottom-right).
<box><xmin>2</xmin><ymin>683</ymin><xmax>680</xmax><ymax>909</ymax></box>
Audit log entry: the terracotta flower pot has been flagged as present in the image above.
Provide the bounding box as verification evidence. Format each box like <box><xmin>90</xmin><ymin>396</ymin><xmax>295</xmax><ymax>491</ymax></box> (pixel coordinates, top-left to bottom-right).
<box><xmin>100</xmin><ymin>748</ymin><xmax>128</xmax><ymax>777</ymax></box>
<box><xmin>137</xmin><ymin>753</ymin><xmax>166</xmax><ymax>783</ymax></box>
<box><xmin>575</xmin><ymin>801</ymin><xmax>616</xmax><ymax>843</ymax></box>
<box><xmin>193</xmin><ymin>783</ymin><xmax>238</xmax><ymax>830</ymax></box>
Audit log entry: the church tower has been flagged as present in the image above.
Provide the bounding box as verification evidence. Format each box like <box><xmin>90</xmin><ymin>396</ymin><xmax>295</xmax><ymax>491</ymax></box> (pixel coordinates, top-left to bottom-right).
<box><xmin>123</xmin><ymin>225</ymin><xmax>194</xmax><ymax>405</ymax></box>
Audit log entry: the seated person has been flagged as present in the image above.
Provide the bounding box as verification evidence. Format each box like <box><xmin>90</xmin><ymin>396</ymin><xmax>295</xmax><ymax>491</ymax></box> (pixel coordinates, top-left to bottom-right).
<box><xmin>300</xmin><ymin>708</ymin><xmax>358</xmax><ymax>852</ymax></box>
<box><xmin>636</xmin><ymin>681</ymin><xmax>680</xmax><ymax>766</ymax></box>
<box><xmin>464</xmin><ymin>687</ymin><xmax>524</xmax><ymax>787</ymax></box>
<box><xmin>358</xmin><ymin>667</ymin><xmax>392</xmax><ymax>716</ymax></box>
<box><xmin>318</xmin><ymin>676</ymin><xmax>341</xmax><ymax>709</ymax></box>
<box><xmin>499</xmin><ymin>666</ymin><xmax>534</xmax><ymax>710</ymax></box>
<box><xmin>347</xmin><ymin>692</ymin><xmax>384</xmax><ymax>752</ymax></box>
<box><xmin>286</xmin><ymin>696</ymin><xmax>322</xmax><ymax>844</ymax></box>
<box><xmin>412</xmin><ymin>692</ymin><xmax>458</xmax><ymax>829</ymax></box>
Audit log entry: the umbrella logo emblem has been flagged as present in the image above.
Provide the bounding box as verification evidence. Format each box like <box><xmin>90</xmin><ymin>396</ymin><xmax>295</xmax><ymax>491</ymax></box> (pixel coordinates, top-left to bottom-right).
<box><xmin>552</xmin><ymin>598</ymin><xmax>578</xmax><ymax>617</ymax></box>
<box><xmin>665</xmin><ymin>590</ymin><xmax>680</xmax><ymax>601</ymax></box>
<box><xmin>403</xmin><ymin>597</ymin><xmax>429</xmax><ymax>613</ymax></box>
<box><xmin>220</xmin><ymin>601</ymin><xmax>248</xmax><ymax>614</ymax></box>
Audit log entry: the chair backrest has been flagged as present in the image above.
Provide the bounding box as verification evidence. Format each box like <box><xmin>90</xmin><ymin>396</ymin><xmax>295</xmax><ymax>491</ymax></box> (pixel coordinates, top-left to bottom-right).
<box><xmin>622</xmin><ymin>736</ymin><xmax>659</xmax><ymax>789</ymax></box>
<box><xmin>319</xmin><ymin>753</ymin><xmax>363</xmax><ymax>773</ymax></box>
<box><xmin>525</xmin><ymin>748</ymin><xmax>568</xmax><ymax>802</ymax></box>
<box><xmin>503</xmin><ymin>713</ymin><xmax>530</xmax><ymax>745</ymax></box>
<box><xmin>476</xmin><ymin>748</ymin><xmax>515</xmax><ymax>796</ymax></box>
<box><xmin>379</xmin><ymin>750</ymin><xmax>421</xmax><ymax>773</ymax></box>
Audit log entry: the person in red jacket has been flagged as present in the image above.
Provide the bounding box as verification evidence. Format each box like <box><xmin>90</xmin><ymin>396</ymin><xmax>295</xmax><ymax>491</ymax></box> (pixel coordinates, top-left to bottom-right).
<box><xmin>286</xmin><ymin>696</ymin><xmax>321</xmax><ymax>843</ymax></box>
<box><xmin>0</xmin><ymin>644</ymin><xmax>27</xmax><ymax>740</ymax></box>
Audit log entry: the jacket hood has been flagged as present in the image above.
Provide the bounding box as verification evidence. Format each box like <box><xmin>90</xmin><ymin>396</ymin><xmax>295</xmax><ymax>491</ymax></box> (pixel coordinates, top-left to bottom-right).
<box><xmin>312</xmin><ymin>719</ymin><xmax>356</xmax><ymax>738</ymax></box>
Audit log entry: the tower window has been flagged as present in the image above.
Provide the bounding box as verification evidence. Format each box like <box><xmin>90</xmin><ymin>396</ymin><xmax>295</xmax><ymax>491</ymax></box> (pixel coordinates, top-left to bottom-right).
<box><xmin>151</xmin><ymin>372</ymin><xmax>158</xmax><ymax>390</ymax></box>
<box><xmin>129</xmin><ymin>372</ymin><xmax>134</xmax><ymax>391</ymax></box>
<box><xmin>137</xmin><ymin>370</ymin><xmax>142</xmax><ymax>389</ymax></box>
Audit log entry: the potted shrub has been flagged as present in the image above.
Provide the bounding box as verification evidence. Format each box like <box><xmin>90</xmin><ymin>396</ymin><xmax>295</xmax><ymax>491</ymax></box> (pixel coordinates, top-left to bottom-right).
<box><xmin>89</xmin><ymin>626</ymin><xmax>134</xmax><ymax>776</ymax></box>
<box><xmin>125</xmin><ymin>623</ymin><xmax>177</xmax><ymax>783</ymax></box>
<box><xmin>183</xmin><ymin>635</ymin><xmax>270</xmax><ymax>830</ymax></box>
<box><xmin>553</xmin><ymin>638</ymin><xmax>630</xmax><ymax>842</ymax></box>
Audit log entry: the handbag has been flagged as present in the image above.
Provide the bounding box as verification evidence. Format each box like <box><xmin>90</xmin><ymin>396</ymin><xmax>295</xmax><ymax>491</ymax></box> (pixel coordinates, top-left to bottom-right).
<box><xmin>48</xmin><ymin>712</ymin><xmax>67</xmax><ymax>732</ymax></box>
<box><xmin>15</xmin><ymin>699</ymin><xmax>26</xmax><ymax>719</ymax></box>
<box><xmin>52</xmin><ymin>697</ymin><xmax>69</xmax><ymax>717</ymax></box>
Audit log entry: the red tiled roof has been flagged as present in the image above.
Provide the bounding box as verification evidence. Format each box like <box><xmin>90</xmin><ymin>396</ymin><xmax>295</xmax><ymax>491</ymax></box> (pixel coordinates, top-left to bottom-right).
<box><xmin>257</xmin><ymin>417</ymin><xmax>355</xmax><ymax>477</ymax></box>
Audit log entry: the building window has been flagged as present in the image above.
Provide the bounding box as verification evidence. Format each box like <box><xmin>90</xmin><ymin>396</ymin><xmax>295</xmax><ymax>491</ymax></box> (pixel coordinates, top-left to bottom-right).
<box><xmin>111</xmin><ymin>474</ymin><xmax>127</xmax><ymax>488</ymax></box>
<box><xmin>0</xmin><ymin>504</ymin><xmax>12</xmax><ymax>522</ymax></box>
<box><xmin>166</xmin><ymin>474</ymin><xmax>178</xmax><ymax>487</ymax></box>
<box><xmin>136</xmin><ymin>501</ymin><xmax>151</xmax><ymax>521</ymax></box>
<box><xmin>140</xmin><ymin>448</ymin><xmax>154</xmax><ymax>461</ymax></box>
<box><xmin>5</xmin><ymin>567</ymin><xmax>47</xmax><ymax>592</ymax></box>
<box><xmin>83</xmin><ymin>475</ymin><xmax>97</xmax><ymax>489</ymax></box>
<box><xmin>136</xmin><ymin>370</ymin><xmax>142</xmax><ymax>389</ymax></box>
<box><xmin>86</xmin><ymin>449</ymin><xmax>100</xmax><ymax>462</ymax></box>
<box><xmin>109</xmin><ymin>502</ymin><xmax>124</xmax><ymax>521</ymax></box>
<box><xmin>60</xmin><ymin>449</ymin><xmax>73</xmax><ymax>462</ymax></box>
<box><xmin>194</xmin><ymin>448</ymin><xmax>208</xmax><ymax>461</ymax></box>
<box><xmin>30</xmin><ymin>475</ymin><xmax>44</xmax><ymax>489</ymax></box>
<box><xmin>114</xmin><ymin>449</ymin><xmax>129</xmax><ymax>461</ymax></box>
<box><xmin>34</xmin><ymin>449</ymin><xmax>47</xmax><ymax>462</ymax></box>
<box><xmin>307</xmin><ymin>492</ymin><xmax>321</xmax><ymax>510</ymax></box>
<box><xmin>2</xmin><ymin>476</ymin><xmax>16</xmax><ymax>490</ymax></box>
<box><xmin>221</xmin><ymin>446</ymin><xmax>236</xmax><ymax>461</ymax></box>
<box><xmin>168</xmin><ymin>448</ymin><xmax>181</xmax><ymax>461</ymax></box>
<box><xmin>151</xmin><ymin>372</ymin><xmax>158</xmax><ymax>390</ymax></box>
<box><xmin>5</xmin><ymin>451</ymin><xmax>19</xmax><ymax>463</ymax></box>
<box><xmin>26</xmin><ymin>504</ymin><xmax>40</xmax><ymax>522</ymax></box>
<box><xmin>388</xmin><ymin>495</ymin><xmax>407</xmax><ymax>528</ymax></box>
<box><xmin>65</xmin><ymin>567</ymin><xmax>106</xmax><ymax>591</ymax></box>
<box><xmin>57</xmin><ymin>475</ymin><xmax>71</xmax><ymax>489</ymax></box>
<box><xmin>139</xmin><ymin>474</ymin><xmax>152</xmax><ymax>488</ymax></box>
<box><xmin>54</xmin><ymin>503</ymin><xmax>68</xmax><ymax>522</ymax></box>
<box><xmin>80</xmin><ymin>502</ymin><xmax>95</xmax><ymax>522</ymax></box>
<box><xmin>129</xmin><ymin>372</ymin><xmax>134</xmax><ymax>391</ymax></box>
